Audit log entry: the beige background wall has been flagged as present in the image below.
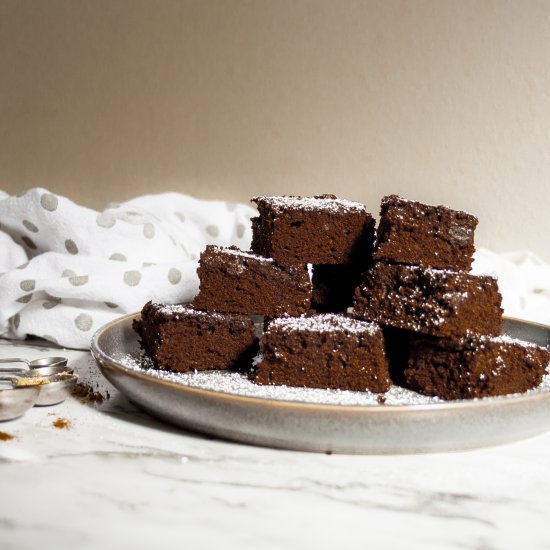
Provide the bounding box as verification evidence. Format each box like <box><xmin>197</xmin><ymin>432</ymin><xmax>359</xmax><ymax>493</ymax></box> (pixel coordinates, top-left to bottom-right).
<box><xmin>1</xmin><ymin>0</ymin><xmax>549</xmax><ymax>260</ymax></box>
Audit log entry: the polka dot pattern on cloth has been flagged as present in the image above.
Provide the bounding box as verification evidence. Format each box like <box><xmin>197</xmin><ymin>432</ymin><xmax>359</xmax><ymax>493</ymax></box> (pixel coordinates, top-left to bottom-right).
<box><xmin>109</xmin><ymin>253</ymin><xmax>127</xmax><ymax>261</ymax></box>
<box><xmin>40</xmin><ymin>193</ymin><xmax>58</xmax><ymax>212</ymax></box>
<box><xmin>20</xmin><ymin>279</ymin><xmax>35</xmax><ymax>292</ymax></box>
<box><xmin>143</xmin><ymin>223</ymin><xmax>155</xmax><ymax>239</ymax></box>
<box><xmin>22</xmin><ymin>220</ymin><xmax>38</xmax><ymax>233</ymax></box>
<box><xmin>96</xmin><ymin>212</ymin><xmax>116</xmax><ymax>228</ymax></box>
<box><xmin>21</xmin><ymin>236</ymin><xmax>36</xmax><ymax>249</ymax></box>
<box><xmin>0</xmin><ymin>188</ymin><xmax>256</xmax><ymax>348</ymax></box>
<box><xmin>74</xmin><ymin>313</ymin><xmax>93</xmax><ymax>331</ymax></box>
<box><xmin>123</xmin><ymin>270</ymin><xmax>142</xmax><ymax>286</ymax></box>
<box><xmin>69</xmin><ymin>275</ymin><xmax>89</xmax><ymax>286</ymax></box>
<box><xmin>65</xmin><ymin>239</ymin><xmax>79</xmax><ymax>255</ymax></box>
<box><xmin>206</xmin><ymin>225</ymin><xmax>220</xmax><ymax>237</ymax></box>
<box><xmin>168</xmin><ymin>268</ymin><xmax>182</xmax><ymax>285</ymax></box>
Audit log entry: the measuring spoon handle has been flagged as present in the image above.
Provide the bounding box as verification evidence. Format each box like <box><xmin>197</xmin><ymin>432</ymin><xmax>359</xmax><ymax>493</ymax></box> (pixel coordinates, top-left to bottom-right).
<box><xmin>0</xmin><ymin>358</ymin><xmax>30</xmax><ymax>366</ymax></box>
<box><xmin>0</xmin><ymin>367</ymin><xmax>27</xmax><ymax>374</ymax></box>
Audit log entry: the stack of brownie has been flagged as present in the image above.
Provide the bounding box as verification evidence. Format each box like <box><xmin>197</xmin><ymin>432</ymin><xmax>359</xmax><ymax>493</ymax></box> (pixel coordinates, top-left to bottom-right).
<box><xmin>191</xmin><ymin>195</ymin><xmax>391</xmax><ymax>393</ymax></box>
<box><xmin>246</xmin><ymin>195</ymin><xmax>390</xmax><ymax>392</ymax></box>
<box><xmin>134</xmin><ymin>193</ymin><xmax>550</xmax><ymax>400</ymax></box>
<box><xmin>352</xmin><ymin>195</ymin><xmax>549</xmax><ymax>399</ymax></box>
<box><xmin>135</xmin><ymin>194</ymin><xmax>392</xmax><ymax>394</ymax></box>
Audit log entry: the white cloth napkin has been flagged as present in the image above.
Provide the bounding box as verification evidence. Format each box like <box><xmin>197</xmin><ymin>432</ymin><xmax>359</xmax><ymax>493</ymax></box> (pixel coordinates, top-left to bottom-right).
<box><xmin>472</xmin><ymin>248</ymin><xmax>550</xmax><ymax>326</ymax></box>
<box><xmin>0</xmin><ymin>188</ymin><xmax>255</xmax><ymax>349</ymax></box>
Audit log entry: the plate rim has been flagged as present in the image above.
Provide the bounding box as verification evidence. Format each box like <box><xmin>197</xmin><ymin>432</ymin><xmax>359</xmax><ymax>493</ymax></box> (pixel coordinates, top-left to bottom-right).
<box><xmin>90</xmin><ymin>312</ymin><xmax>550</xmax><ymax>415</ymax></box>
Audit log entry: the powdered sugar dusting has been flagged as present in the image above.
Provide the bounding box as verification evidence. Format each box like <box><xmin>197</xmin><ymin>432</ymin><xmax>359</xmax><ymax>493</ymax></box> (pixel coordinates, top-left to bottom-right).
<box><xmin>112</xmin><ymin>351</ymin><xmax>550</xmax><ymax>406</ymax></box>
<box><xmin>381</xmin><ymin>194</ymin><xmax>477</xmax><ymax>220</ymax></box>
<box><xmin>207</xmin><ymin>246</ymin><xmax>274</xmax><ymax>263</ymax></box>
<box><xmin>152</xmin><ymin>303</ymin><xmax>243</xmax><ymax>322</ymax></box>
<box><xmin>253</xmin><ymin>195</ymin><xmax>367</xmax><ymax>214</ymax></box>
<box><xmin>423</xmin><ymin>266</ymin><xmax>497</xmax><ymax>285</ymax></box>
<box><xmin>113</xmin><ymin>351</ymin><xmax>434</xmax><ymax>405</ymax></box>
<box><xmin>481</xmin><ymin>334</ymin><xmax>545</xmax><ymax>349</ymax></box>
<box><xmin>154</xmin><ymin>303</ymin><xmax>196</xmax><ymax>315</ymax></box>
<box><xmin>377</xmin><ymin>263</ymin><xmax>497</xmax><ymax>286</ymax></box>
<box><xmin>269</xmin><ymin>314</ymin><xmax>380</xmax><ymax>336</ymax></box>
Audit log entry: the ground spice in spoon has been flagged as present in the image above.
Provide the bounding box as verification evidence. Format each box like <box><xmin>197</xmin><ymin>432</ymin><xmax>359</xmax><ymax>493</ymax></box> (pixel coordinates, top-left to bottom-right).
<box><xmin>13</xmin><ymin>376</ymin><xmax>50</xmax><ymax>387</ymax></box>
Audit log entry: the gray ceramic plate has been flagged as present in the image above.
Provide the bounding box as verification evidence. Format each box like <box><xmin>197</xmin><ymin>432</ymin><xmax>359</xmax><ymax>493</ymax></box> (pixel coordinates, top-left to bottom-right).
<box><xmin>91</xmin><ymin>314</ymin><xmax>550</xmax><ymax>454</ymax></box>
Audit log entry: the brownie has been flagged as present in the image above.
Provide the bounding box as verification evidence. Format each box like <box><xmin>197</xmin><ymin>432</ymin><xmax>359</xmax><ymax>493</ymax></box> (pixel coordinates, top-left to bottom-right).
<box><xmin>373</xmin><ymin>195</ymin><xmax>478</xmax><ymax>271</ymax></box>
<box><xmin>133</xmin><ymin>301</ymin><xmax>258</xmax><ymax>372</ymax></box>
<box><xmin>254</xmin><ymin>314</ymin><xmax>391</xmax><ymax>393</ymax></box>
<box><xmin>193</xmin><ymin>245</ymin><xmax>312</xmax><ymax>317</ymax></box>
<box><xmin>353</xmin><ymin>262</ymin><xmax>503</xmax><ymax>337</ymax></box>
<box><xmin>311</xmin><ymin>263</ymin><xmax>367</xmax><ymax>313</ymax></box>
<box><xmin>251</xmin><ymin>195</ymin><xmax>375</xmax><ymax>265</ymax></box>
<box><xmin>404</xmin><ymin>334</ymin><xmax>550</xmax><ymax>399</ymax></box>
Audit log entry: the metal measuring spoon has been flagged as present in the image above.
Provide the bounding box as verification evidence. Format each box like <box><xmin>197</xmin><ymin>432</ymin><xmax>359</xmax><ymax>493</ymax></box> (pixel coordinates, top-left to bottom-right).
<box><xmin>0</xmin><ymin>366</ymin><xmax>78</xmax><ymax>407</ymax></box>
<box><xmin>0</xmin><ymin>386</ymin><xmax>40</xmax><ymax>421</ymax></box>
<box><xmin>0</xmin><ymin>365</ymin><xmax>74</xmax><ymax>377</ymax></box>
<box><xmin>0</xmin><ymin>357</ymin><xmax>68</xmax><ymax>369</ymax></box>
<box><xmin>33</xmin><ymin>372</ymin><xmax>78</xmax><ymax>406</ymax></box>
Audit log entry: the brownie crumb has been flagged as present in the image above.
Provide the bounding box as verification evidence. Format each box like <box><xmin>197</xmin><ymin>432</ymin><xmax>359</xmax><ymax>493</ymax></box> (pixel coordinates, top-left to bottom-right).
<box><xmin>72</xmin><ymin>382</ymin><xmax>107</xmax><ymax>404</ymax></box>
<box><xmin>0</xmin><ymin>431</ymin><xmax>15</xmax><ymax>441</ymax></box>
<box><xmin>377</xmin><ymin>394</ymin><xmax>387</xmax><ymax>405</ymax></box>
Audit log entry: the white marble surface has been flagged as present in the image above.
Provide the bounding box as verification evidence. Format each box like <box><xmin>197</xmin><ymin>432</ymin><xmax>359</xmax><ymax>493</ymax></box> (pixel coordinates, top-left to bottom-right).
<box><xmin>2</xmin><ymin>338</ymin><xmax>550</xmax><ymax>550</ymax></box>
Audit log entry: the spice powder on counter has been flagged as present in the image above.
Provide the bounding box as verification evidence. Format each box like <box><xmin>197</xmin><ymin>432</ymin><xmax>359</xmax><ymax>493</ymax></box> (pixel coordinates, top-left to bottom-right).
<box><xmin>52</xmin><ymin>417</ymin><xmax>71</xmax><ymax>430</ymax></box>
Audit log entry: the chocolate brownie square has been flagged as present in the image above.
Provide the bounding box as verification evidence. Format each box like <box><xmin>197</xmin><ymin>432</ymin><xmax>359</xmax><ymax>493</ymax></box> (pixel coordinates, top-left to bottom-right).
<box><xmin>404</xmin><ymin>334</ymin><xmax>550</xmax><ymax>399</ymax></box>
<box><xmin>254</xmin><ymin>314</ymin><xmax>391</xmax><ymax>393</ymax></box>
<box><xmin>251</xmin><ymin>195</ymin><xmax>375</xmax><ymax>265</ymax></box>
<box><xmin>133</xmin><ymin>301</ymin><xmax>258</xmax><ymax>372</ymax></box>
<box><xmin>353</xmin><ymin>262</ymin><xmax>503</xmax><ymax>337</ymax></box>
<box><xmin>373</xmin><ymin>195</ymin><xmax>478</xmax><ymax>271</ymax></box>
<box><xmin>193</xmin><ymin>245</ymin><xmax>312</xmax><ymax>317</ymax></box>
